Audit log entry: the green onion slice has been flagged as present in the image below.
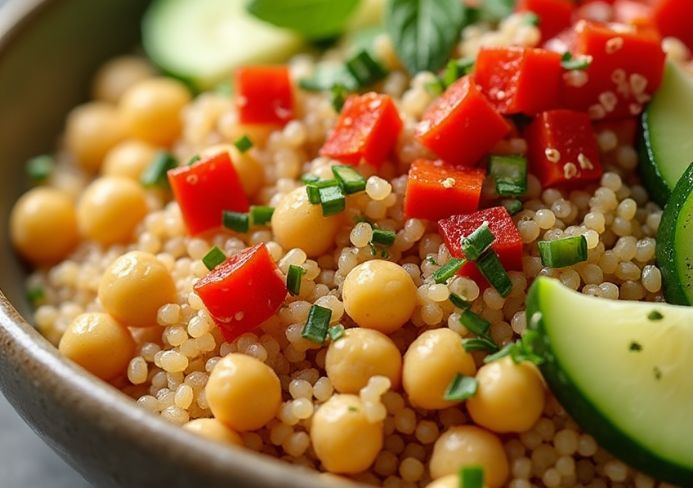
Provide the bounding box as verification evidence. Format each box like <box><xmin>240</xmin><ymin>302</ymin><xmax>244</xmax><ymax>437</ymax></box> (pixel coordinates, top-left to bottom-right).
<box><xmin>222</xmin><ymin>211</ymin><xmax>250</xmax><ymax>233</ymax></box>
<box><xmin>250</xmin><ymin>206</ymin><xmax>274</xmax><ymax>226</ymax></box>
<box><xmin>371</xmin><ymin>228</ymin><xmax>396</xmax><ymax>246</ymax></box>
<box><xmin>461</xmin><ymin>222</ymin><xmax>495</xmax><ymax>262</ymax></box>
<box><xmin>463</xmin><ymin>337</ymin><xmax>500</xmax><ymax>353</ymax></box>
<box><xmin>538</xmin><ymin>235</ymin><xmax>588</xmax><ymax>268</ymax></box>
<box><xmin>233</xmin><ymin>134</ymin><xmax>253</xmax><ymax>153</ymax></box>
<box><xmin>443</xmin><ymin>56</ymin><xmax>475</xmax><ymax>87</ymax></box>
<box><xmin>332</xmin><ymin>165</ymin><xmax>367</xmax><ymax>194</ymax></box>
<box><xmin>26</xmin><ymin>155</ymin><xmax>54</xmax><ymax>182</ymax></box>
<box><xmin>301</xmin><ymin>173</ymin><xmax>320</xmax><ymax>184</ymax></box>
<box><xmin>202</xmin><ymin>246</ymin><xmax>227</xmax><ymax>270</ymax></box>
<box><xmin>287</xmin><ymin>264</ymin><xmax>307</xmax><ymax>296</ymax></box>
<box><xmin>306</xmin><ymin>179</ymin><xmax>339</xmax><ymax>204</ymax></box>
<box><xmin>459</xmin><ymin>465</ymin><xmax>485</xmax><ymax>488</ymax></box>
<box><xmin>432</xmin><ymin>258</ymin><xmax>466</xmax><ymax>284</ymax></box>
<box><xmin>345</xmin><ymin>49</ymin><xmax>388</xmax><ymax>88</ymax></box>
<box><xmin>331</xmin><ymin>83</ymin><xmax>349</xmax><ymax>113</ymax></box>
<box><xmin>476</xmin><ymin>250</ymin><xmax>513</xmax><ymax>298</ymax></box>
<box><xmin>449</xmin><ymin>293</ymin><xmax>471</xmax><ymax>310</ymax></box>
<box><xmin>328</xmin><ymin>324</ymin><xmax>346</xmax><ymax>341</ymax></box>
<box><xmin>302</xmin><ymin>304</ymin><xmax>333</xmax><ymax>344</ymax></box>
<box><xmin>443</xmin><ymin>373</ymin><xmax>478</xmax><ymax>401</ymax></box>
<box><xmin>187</xmin><ymin>155</ymin><xmax>201</xmax><ymax>166</ymax></box>
<box><xmin>141</xmin><ymin>151</ymin><xmax>178</xmax><ymax>188</ymax></box>
<box><xmin>488</xmin><ymin>154</ymin><xmax>528</xmax><ymax>196</ymax></box>
<box><xmin>460</xmin><ymin>309</ymin><xmax>491</xmax><ymax>336</ymax></box>
<box><xmin>319</xmin><ymin>185</ymin><xmax>346</xmax><ymax>216</ymax></box>
<box><xmin>502</xmin><ymin>199</ymin><xmax>523</xmax><ymax>216</ymax></box>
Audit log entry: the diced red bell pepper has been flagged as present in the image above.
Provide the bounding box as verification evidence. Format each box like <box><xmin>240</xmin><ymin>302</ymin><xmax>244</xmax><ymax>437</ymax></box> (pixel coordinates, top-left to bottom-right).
<box><xmin>524</xmin><ymin>109</ymin><xmax>603</xmax><ymax>188</ymax></box>
<box><xmin>319</xmin><ymin>92</ymin><xmax>403</xmax><ymax>168</ymax></box>
<box><xmin>515</xmin><ymin>0</ymin><xmax>576</xmax><ymax>41</ymax></box>
<box><xmin>651</xmin><ymin>0</ymin><xmax>693</xmax><ymax>54</ymax></box>
<box><xmin>415</xmin><ymin>76</ymin><xmax>510</xmax><ymax>167</ymax></box>
<box><xmin>438</xmin><ymin>206</ymin><xmax>523</xmax><ymax>283</ymax></box>
<box><xmin>168</xmin><ymin>152</ymin><xmax>249</xmax><ymax>235</ymax></box>
<box><xmin>559</xmin><ymin>19</ymin><xmax>666</xmax><ymax>119</ymax></box>
<box><xmin>403</xmin><ymin>159</ymin><xmax>485</xmax><ymax>221</ymax></box>
<box><xmin>193</xmin><ymin>242</ymin><xmax>287</xmax><ymax>342</ymax></box>
<box><xmin>475</xmin><ymin>47</ymin><xmax>563</xmax><ymax>116</ymax></box>
<box><xmin>236</xmin><ymin>66</ymin><xmax>295</xmax><ymax>126</ymax></box>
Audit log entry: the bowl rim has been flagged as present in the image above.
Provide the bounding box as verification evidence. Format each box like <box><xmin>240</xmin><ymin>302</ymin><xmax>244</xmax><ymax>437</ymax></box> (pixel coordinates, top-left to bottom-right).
<box><xmin>0</xmin><ymin>0</ymin><xmax>355</xmax><ymax>486</ymax></box>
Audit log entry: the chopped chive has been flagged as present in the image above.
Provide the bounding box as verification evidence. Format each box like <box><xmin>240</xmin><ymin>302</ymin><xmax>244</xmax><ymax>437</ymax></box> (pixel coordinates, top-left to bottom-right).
<box><xmin>250</xmin><ymin>206</ymin><xmax>274</xmax><ymax>226</ymax></box>
<box><xmin>141</xmin><ymin>151</ymin><xmax>178</xmax><ymax>188</ymax></box>
<box><xmin>202</xmin><ymin>246</ymin><xmax>226</xmax><ymax>270</ymax></box>
<box><xmin>26</xmin><ymin>155</ymin><xmax>54</xmax><ymax>182</ymax></box>
<box><xmin>233</xmin><ymin>134</ymin><xmax>253</xmax><ymax>153</ymax></box>
<box><xmin>26</xmin><ymin>285</ymin><xmax>46</xmax><ymax>305</ymax></box>
<box><xmin>331</xmin><ymin>83</ymin><xmax>349</xmax><ymax>112</ymax></box>
<box><xmin>461</xmin><ymin>222</ymin><xmax>495</xmax><ymax>262</ymax></box>
<box><xmin>483</xmin><ymin>343</ymin><xmax>514</xmax><ymax>363</ymax></box>
<box><xmin>502</xmin><ymin>199</ymin><xmax>524</xmax><ymax>216</ymax></box>
<box><xmin>477</xmin><ymin>250</ymin><xmax>513</xmax><ymax>297</ymax></box>
<box><xmin>459</xmin><ymin>465</ymin><xmax>485</xmax><ymax>488</ymax></box>
<box><xmin>648</xmin><ymin>310</ymin><xmax>664</xmax><ymax>321</ymax></box>
<box><xmin>301</xmin><ymin>304</ymin><xmax>332</xmax><ymax>344</ymax></box>
<box><xmin>443</xmin><ymin>56</ymin><xmax>475</xmax><ymax>87</ymax></box>
<box><xmin>449</xmin><ymin>293</ymin><xmax>471</xmax><ymax>310</ymax></box>
<box><xmin>463</xmin><ymin>337</ymin><xmax>500</xmax><ymax>353</ymax></box>
<box><xmin>372</xmin><ymin>228</ymin><xmax>396</xmax><ymax>246</ymax></box>
<box><xmin>301</xmin><ymin>173</ymin><xmax>320</xmax><ymax>184</ymax></box>
<box><xmin>287</xmin><ymin>264</ymin><xmax>307</xmax><ymax>296</ymax></box>
<box><xmin>484</xmin><ymin>330</ymin><xmax>545</xmax><ymax>365</ymax></box>
<box><xmin>187</xmin><ymin>155</ymin><xmax>201</xmax><ymax>166</ymax></box>
<box><xmin>345</xmin><ymin>49</ymin><xmax>388</xmax><ymax>88</ymax></box>
<box><xmin>319</xmin><ymin>185</ymin><xmax>346</xmax><ymax>216</ymax></box>
<box><xmin>432</xmin><ymin>258</ymin><xmax>466</xmax><ymax>284</ymax></box>
<box><xmin>560</xmin><ymin>52</ymin><xmax>592</xmax><ymax>71</ymax></box>
<box><xmin>538</xmin><ymin>235</ymin><xmax>588</xmax><ymax>268</ymax></box>
<box><xmin>328</xmin><ymin>324</ymin><xmax>346</xmax><ymax>341</ymax></box>
<box><xmin>488</xmin><ymin>154</ymin><xmax>528</xmax><ymax>196</ymax></box>
<box><xmin>306</xmin><ymin>179</ymin><xmax>340</xmax><ymax>204</ymax></box>
<box><xmin>443</xmin><ymin>373</ymin><xmax>478</xmax><ymax>401</ymax></box>
<box><xmin>332</xmin><ymin>165</ymin><xmax>366</xmax><ymax>194</ymax></box>
<box><xmin>460</xmin><ymin>309</ymin><xmax>491</xmax><ymax>336</ymax></box>
<box><xmin>222</xmin><ymin>210</ymin><xmax>250</xmax><ymax>233</ymax></box>
<box><xmin>424</xmin><ymin>77</ymin><xmax>445</xmax><ymax>97</ymax></box>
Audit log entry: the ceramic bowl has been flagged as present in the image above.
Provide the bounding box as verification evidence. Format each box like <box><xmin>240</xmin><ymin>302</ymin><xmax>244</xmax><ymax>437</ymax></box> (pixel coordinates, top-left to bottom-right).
<box><xmin>0</xmin><ymin>1</ymin><xmax>332</xmax><ymax>487</ymax></box>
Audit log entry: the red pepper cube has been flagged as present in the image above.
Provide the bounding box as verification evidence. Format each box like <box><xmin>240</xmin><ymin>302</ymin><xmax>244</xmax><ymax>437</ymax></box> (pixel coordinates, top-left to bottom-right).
<box><xmin>475</xmin><ymin>47</ymin><xmax>563</xmax><ymax>116</ymax></box>
<box><xmin>560</xmin><ymin>19</ymin><xmax>666</xmax><ymax>119</ymax></box>
<box><xmin>319</xmin><ymin>92</ymin><xmax>403</xmax><ymax>168</ymax></box>
<box><xmin>194</xmin><ymin>242</ymin><xmax>287</xmax><ymax>342</ymax></box>
<box><xmin>652</xmin><ymin>0</ymin><xmax>693</xmax><ymax>53</ymax></box>
<box><xmin>525</xmin><ymin>109</ymin><xmax>603</xmax><ymax>188</ymax></box>
<box><xmin>168</xmin><ymin>152</ymin><xmax>249</xmax><ymax>235</ymax></box>
<box><xmin>438</xmin><ymin>206</ymin><xmax>523</xmax><ymax>283</ymax></box>
<box><xmin>236</xmin><ymin>66</ymin><xmax>295</xmax><ymax>126</ymax></box>
<box><xmin>404</xmin><ymin>159</ymin><xmax>485</xmax><ymax>221</ymax></box>
<box><xmin>415</xmin><ymin>76</ymin><xmax>510</xmax><ymax>167</ymax></box>
<box><xmin>515</xmin><ymin>0</ymin><xmax>576</xmax><ymax>42</ymax></box>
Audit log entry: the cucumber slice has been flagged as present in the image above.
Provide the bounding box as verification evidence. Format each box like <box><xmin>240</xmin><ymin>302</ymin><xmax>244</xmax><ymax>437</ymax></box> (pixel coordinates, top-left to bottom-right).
<box><xmin>142</xmin><ymin>0</ymin><xmax>305</xmax><ymax>92</ymax></box>
<box><xmin>639</xmin><ymin>61</ymin><xmax>693</xmax><ymax>206</ymax></box>
<box><xmin>526</xmin><ymin>276</ymin><xmax>693</xmax><ymax>486</ymax></box>
<box><xmin>656</xmin><ymin>161</ymin><xmax>693</xmax><ymax>305</ymax></box>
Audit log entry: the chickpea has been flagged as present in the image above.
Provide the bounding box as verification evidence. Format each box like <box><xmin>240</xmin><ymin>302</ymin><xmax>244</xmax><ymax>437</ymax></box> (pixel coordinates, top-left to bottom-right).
<box><xmin>183</xmin><ymin>418</ymin><xmax>243</xmax><ymax>446</ymax></box>
<box><xmin>425</xmin><ymin>473</ymin><xmax>490</xmax><ymax>488</ymax></box>
<box><xmin>402</xmin><ymin>328</ymin><xmax>476</xmax><ymax>410</ymax></box>
<box><xmin>466</xmin><ymin>356</ymin><xmax>546</xmax><ymax>433</ymax></box>
<box><xmin>98</xmin><ymin>251</ymin><xmax>177</xmax><ymax>328</ymax></box>
<box><xmin>430</xmin><ymin>425</ymin><xmax>509</xmax><ymax>488</ymax></box>
<box><xmin>325</xmin><ymin>328</ymin><xmax>402</xmax><ymax>394</ymax></box>
<box><xmin>58</xmin><ymin>313</ymin><xmax>135</xmax><ymax>381</ymax></box>
<box><xmin>271</xmin><ymin>186</ymin><xmax>343</xmax><ymax>258</ymax></box>
<box><xmin>310</xmin><ymin>394</ymin><xmax>383</xmax><ymax>474</ymax></box>
<box><xmin>77</xmin><ymin>175</ymin><xmax>148</xmax><ymax>246</ymax></box>
<box><xmin>91</xmin><ymin>55</ymin><xmax>156</xmax><ymax>104</ymax></box>
<box><xmin>119</xmin><ymin>77</ymin><xmax>191</xmax><ymax>146</ymax></box>
<box><xmin>200</xmin><ymin>144</ymin><xmax>264</xmax><ymax>197</ymax></box>
<box><xmin>102</xmin><ymin>139</ymin><xmax>159</xmax><ymax>180</ymax></box>
<box><xmin>65</xmin><ymin>102</ymin><xmax>125</xmax><ymax>172</ymax></box>
<box><xmin>10</xmin><ymin>187</ymin><xmax>78</xmax><ymax>263</ymax></box>
<box><xmin>206</xmin><ymin>353</ymin><xmax>281</xmax><ymax>432</ymax></box>
<box><xmin>342</xmin><ymin>260</ymin><xmax>417</xmax><ymax>334</ymax></box>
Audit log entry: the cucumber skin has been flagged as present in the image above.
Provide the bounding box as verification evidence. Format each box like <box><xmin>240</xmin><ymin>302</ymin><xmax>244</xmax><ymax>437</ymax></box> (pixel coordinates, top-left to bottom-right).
<box><xmin>526</xmin><ymin>277</ymin><xmax>693</xmax><ymax>486</ymax></box>
<box><xmin>656</xmin><ymin>161</ymin><xmax>693</xmax><ymax>306</ymax></box>
<box><xmin>638</xmin><ymin>110</ymin><xmax>672</xmax><ymax>207</ymax></box>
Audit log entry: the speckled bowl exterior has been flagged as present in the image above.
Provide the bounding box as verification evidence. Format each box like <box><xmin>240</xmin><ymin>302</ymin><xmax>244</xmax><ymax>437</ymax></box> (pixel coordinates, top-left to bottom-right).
<box><xmin>0</xmin><ymin>1</ymin><xmax>334</xmax><ymax>487</ymax></box>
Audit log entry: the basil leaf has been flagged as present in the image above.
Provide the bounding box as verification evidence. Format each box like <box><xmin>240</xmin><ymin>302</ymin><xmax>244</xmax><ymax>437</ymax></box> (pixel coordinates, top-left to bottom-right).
<box><xmin>246</xmin><ymin>0</ymin><xmax>361</xmax><ymax>40</ymax></box>
<box><xmin>384</xmin><ymin>0</ymin><xmax>465</xmax><ymax>75</ymax></box>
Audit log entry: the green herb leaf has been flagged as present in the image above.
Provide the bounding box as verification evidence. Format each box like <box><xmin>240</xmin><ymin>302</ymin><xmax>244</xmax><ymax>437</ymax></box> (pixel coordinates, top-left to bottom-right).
<box><xmin>432</xmin><ymin>258</ymin><xmax>466</xmax><ymax>284</ymax></box>
<box><xmin>233</xmin><ymin>134</ymin><xmax>253</xmax><ymax>153</ymax></box>
<box><xmin>246</xmin><ymin>0</ymin><xmax>361</xmax><ymax>40</ymax></box>
<box><xmin>202</xmin><ymin>246</ymin><xmax>227</xmax><ymax>271</ymax></box>
<box><xmin>384</xmin><ymin>0</ymin><xmax>466</xmax><ymax>75</ymax></box>
<box><xmin>443</xmin><ymin>373</ymin><xmax>478</xmax><ymax>401</ymax></box>
<box><xmin>328</xmin><ymin>324</ymin><xmax>346</xmax><ymax>341</ymax></box>
<box><xmin>287</xmin><ymin>264</ymin><xmax>307</xmax><ymax>296</ymax></box>
<box><xmin>459</xmin><ymin>465</ymin><xmax>485</xmax><ymax>488</ymax></box>
<box><xmin>141</xmin><ymin>151</ymin><xmax>178</xmax><ymax>189</ymax></box>
<box><xmin>302</xmin><ymin>304</ymin><xmax>333</xmax><ymax>344</ymax></box>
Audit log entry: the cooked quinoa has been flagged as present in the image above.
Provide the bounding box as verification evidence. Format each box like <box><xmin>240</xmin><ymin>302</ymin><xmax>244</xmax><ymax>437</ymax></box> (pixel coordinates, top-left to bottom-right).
<box><xmin>11</xmin><ymin>12</ymin><xmax>689</xmax><ymax>488</ymax></box>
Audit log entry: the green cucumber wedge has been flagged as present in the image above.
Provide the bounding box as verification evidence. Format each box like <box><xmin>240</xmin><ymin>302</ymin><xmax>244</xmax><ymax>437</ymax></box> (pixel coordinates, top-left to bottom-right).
<box><xmin>656</xmin><ymin>161</ymin><xmax>693</xmax><ymax>305</ymax></box>
<box><xmin>526</xmin><ymin>276</ymin><xmax>693</xmax><ymax>486</ymax></box>
<box><xmin>142</xmin><ymin>0</ymin><xmax>305</xmax><ymax>92</ymax></box>
<box><xmin>639</xmin><ymin>61</ymin><xmax>693</xmax><ymax>206</ymax></box>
